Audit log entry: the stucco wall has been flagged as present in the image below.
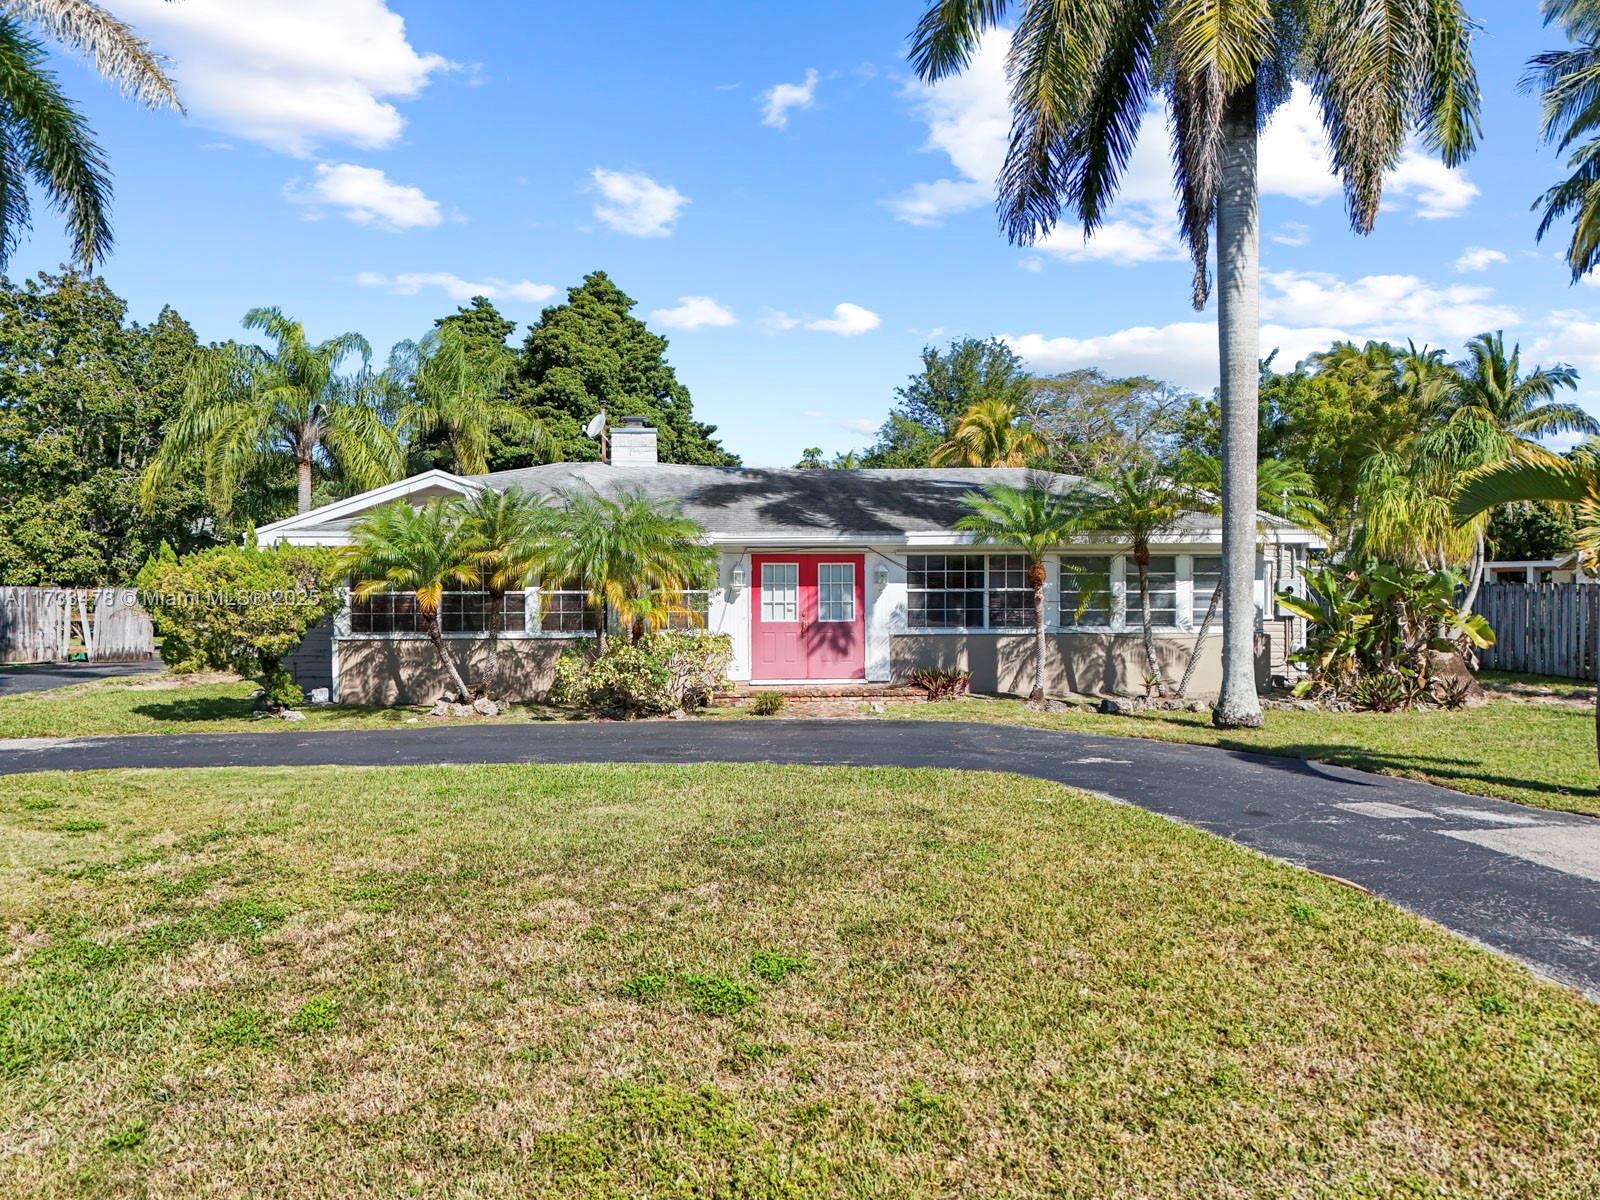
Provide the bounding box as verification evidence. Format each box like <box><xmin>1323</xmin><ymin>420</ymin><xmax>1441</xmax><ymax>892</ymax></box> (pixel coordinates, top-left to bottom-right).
<box><xmin>889</xmin><ymin>631</ymin><xmax>1271</xmax><ymax>699</ymax></box>
<box><xmin>335</xmin><ymin>638</ymin><xmax>576</xmax><ymax>705</ymax></box>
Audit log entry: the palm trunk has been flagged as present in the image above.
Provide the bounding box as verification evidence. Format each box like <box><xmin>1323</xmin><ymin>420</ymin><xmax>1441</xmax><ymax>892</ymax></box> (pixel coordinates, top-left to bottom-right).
<box><xmin>1213</xmin><ymin>83</ymin><xmax>1265</xmax><ymax>729</ymax></box>
<box><xmin>1460</xmin><ymin>530</ymin><xmax>1486</xmax><ymax>615</ymax></box>
<box><xmin>1136</xmin><ymin>557</ymin><xmax>1160</xmax><ymax>694</ymax></box>
<box><xmin>1030</xmin><ymin>559</ymin><xmax>1046</xmax><ymax>706</ymax></box>
<box><xmin>1178</xmin><ymin>584</ymin><xmax>1221</xmax><ymax>699</ymax></box>
<box><xmin>296</xmin><ymin>456</ymin><xmax>313</xmax><ymax>514</ymax></box>
<box><xmin>596</xmin><ymin>600</ymin><xmax>609</xmax><ymax>656</ymax></box>
<box><xmin>480</xmin><ymin>587</ymin><xmax>504</xmax><ymax>698</ymax></box>
<box><xmin>426</xmin><ymin>616</ymin><xmax>472</xmax><ymax>701</ymax></box>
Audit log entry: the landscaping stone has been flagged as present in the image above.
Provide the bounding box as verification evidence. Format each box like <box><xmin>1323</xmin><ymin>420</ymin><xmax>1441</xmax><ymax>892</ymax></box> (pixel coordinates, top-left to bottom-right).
<box><xmin>471</xmin><ymin>697</ymin><xmax>500</xmax><ymax>717</ymax></box>
<box><xmin>1097</xmin><ymin>696</ymin><xmax>1145</xmax><ymax>716</ymax></box>
<box><xmin>1186</xmin><ymin>700</ymin><xmax>1208</xmax><ymax>713</ymax></box>
<box><xmin>275</xmin><ymin>709</ymin><xmax>306</xmax><ymax>722</ymax></box>
<box><xmin>306</xmin><ymin>687</ymin><xmax>330</xmax><ymax>705</ymax></box>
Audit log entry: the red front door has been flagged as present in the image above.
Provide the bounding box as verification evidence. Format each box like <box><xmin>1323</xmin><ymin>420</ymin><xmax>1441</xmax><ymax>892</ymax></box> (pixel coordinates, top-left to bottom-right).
<box><xmin>751</xmin><ymin>554</ymin><xmax>866</xmax><ymax>681</ymax></box>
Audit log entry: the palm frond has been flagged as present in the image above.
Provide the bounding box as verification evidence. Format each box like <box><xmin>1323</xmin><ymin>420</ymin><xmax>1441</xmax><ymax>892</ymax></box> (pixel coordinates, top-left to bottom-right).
<box><xmin>8</xmin><ymin>0</ymin><xmax>181</xmax><ymax>110</ymax></box>
<box><xmin>908</xmin><ymin>0</ymin><xmax>1012</xmax><ymax>82</ymax></box>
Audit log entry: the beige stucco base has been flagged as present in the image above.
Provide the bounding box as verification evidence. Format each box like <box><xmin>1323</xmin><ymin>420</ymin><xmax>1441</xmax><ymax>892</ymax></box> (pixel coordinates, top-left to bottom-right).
<box><xmin>889</xmin><ymin>631</ymin><xmax>1271</xmax><ymax>700</ymax></box>
<box><xmin>336</xmin><ymin>638</ymin><xmax>575</xmax><ymax>705</ymax></box>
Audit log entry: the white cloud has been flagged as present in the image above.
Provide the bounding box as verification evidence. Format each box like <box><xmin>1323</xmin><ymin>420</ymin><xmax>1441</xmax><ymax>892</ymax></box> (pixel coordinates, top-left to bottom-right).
<box><xmin>1455</xmin><ymin>246</ymin><xmax>1508</xmax><ymax>273</ymax></box>
<box><xmin>762</xmin><ymin>68</ymin><xmax>818</xmax><ymax>130</ymax></box>
<box><xmin>354</xmin><ymin>271</ymin><xmax>555</xmax><ymax>303</ymax></box>
<box><xmin>838</xmin><ymin>417</ymin><xmax>880</xmax><ymax>434</ymax></box>
<box><xmin>590</xmin><ymin>168</ymin><xmax>688</xmax><ymax>237</ymax></box>
<box><xmin>1034</xmin><ymin>214</ymin><xmax>1183</xmax><ymax>266</ymax></box>
<box><xmin>114</xmin><ymin>0</ymin><xmax>449</xmax><ymax>156</ymax></box>
<box><xmin>1260</xmin><ymin>270</ymin><xmax>1517</xmax><ymax>340</ymax></box>
<box><xmin>285</xmin><ymin>163</ymin><xmax>442</xmax><ymax>229</ymax></box>
<box><xmin>1386</xmin><ymin>152</ymin><xmax>1479</xmax><ymax>219</ymax></box>
<box><xmin>764</xmin><ymin>303</ymin><xmax>881</xmax><ymax>335</ymax></box>
<box><xmin>1533</xmin><ymin>311</ymin><xmax>1600</xmax><ymax>373</ymax></box>
<box><xmin>649</xmin><ymin>296</ymin><xmax>737</xmax><ymax>329</ymax></box>
<box><xmin>1270</xmin><ymin>222</ymin><xmax>1311</xmax><ymax>247</ymax></box>
<box><xmin>805</xmin><ymin>303</ymin><xmax>881</xmax><ymax>336</ymax></box>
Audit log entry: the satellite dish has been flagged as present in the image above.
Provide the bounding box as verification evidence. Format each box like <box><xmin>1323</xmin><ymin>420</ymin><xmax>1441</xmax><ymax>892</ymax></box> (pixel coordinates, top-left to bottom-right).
<box><xmin>583</xmin><ymin>412</ymin><xmax>605</xmax><ymax>439</ymax></box>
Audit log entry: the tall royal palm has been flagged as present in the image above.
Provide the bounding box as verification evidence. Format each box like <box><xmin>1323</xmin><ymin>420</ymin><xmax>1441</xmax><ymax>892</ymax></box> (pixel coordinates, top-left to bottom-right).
<box><xmin>908</xmin><ymin>1</ymin><xmax>1480</xmax><ymax>728</ymax></box>
<box><xmin>1527</xmin><ymin>0</ymin><xmax>1600</xmax><ymax>281</ymax></box>
<box><xmin>0</xmin><ymin>0</ymin><xmax>181</xmax><ymax>267</ymax></box>
<box><xmin>144</xmin><ymin>307</ymin><xmax>403</xmax><ymax>518</ymax></box>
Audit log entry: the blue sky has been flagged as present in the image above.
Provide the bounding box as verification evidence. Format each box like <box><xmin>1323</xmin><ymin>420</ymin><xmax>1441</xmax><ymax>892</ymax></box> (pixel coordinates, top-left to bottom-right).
<box><xmin>11</xmin><ymin>1</ymin><xmax>1599</xmax><ymax>465</ymax></box>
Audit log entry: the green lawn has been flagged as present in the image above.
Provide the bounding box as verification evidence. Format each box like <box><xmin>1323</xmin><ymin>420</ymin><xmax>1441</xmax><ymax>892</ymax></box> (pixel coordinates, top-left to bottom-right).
<box><xmin>2</xmin><ymin>763</ymin><xmax>1596</xmax><ymax>1198</ymax></box>
<box><xmin>893</xmin><ymin>696</ymin><xmax>1600</xmax><ymax>818</ymax></box>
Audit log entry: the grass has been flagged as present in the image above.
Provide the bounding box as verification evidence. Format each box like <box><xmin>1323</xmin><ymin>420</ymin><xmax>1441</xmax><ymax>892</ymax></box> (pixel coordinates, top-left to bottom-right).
<box><xmin>892</xmin><ymin>696</ymin><xmax>1600</xmax><ymax>818</ymax></box>
<box><xmin>0</xmin><ymin>674</ymin><xmax>575</xmax><ymax>739</ymax></box>
<box><xmin>1</xmin><ymin>762</ymin><xmax>1597</xmax><ymax>1197</ymax></box>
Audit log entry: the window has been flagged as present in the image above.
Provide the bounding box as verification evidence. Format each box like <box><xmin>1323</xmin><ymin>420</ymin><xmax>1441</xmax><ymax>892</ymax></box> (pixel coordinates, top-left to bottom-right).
<box><xmin>817</xmin><ymin>563</ymin><xmax>856</xmax><ymax>622</ymax></box>
<box><xmin>660</xmin><ymin>589</ymin><xmax>711</xmax><ymax>631</ymax></box>
<box><xmin>539</xmin><ymin>580</ymin><xmax>599</xmax><ymax>633</ymax></box>
<box><xmin>1191</xmin><ymin>554</ymin><xmax>1222</xmax><ymax>627</ymax></box>
<box><xmin>350</xmin><ymin>590</ymin><xmax>526</xmax><ymax>635</ymax></box>
<box><xmin>1060</xmin><ymin>555</ymin><xmax>1113</xmax><ymax>627</ymax></box>
<box><xmin>760</xmin><ymin>563</ymin><xmax>799</xmax><ymax>622</ymax></box>
<box><xmin>1126</xmin><ymin>555</ymin><xmax>1177</xmax><ymax>626</ymax></box>
<box><xmin>986</xmin><ymin>554</ymin><xmax>1032</xmax><ymax>628</ymax></box>
<box><xmin>907</xmin><ymin>554</ymin><xmax>985</xmax><ymax>628</ymax></box>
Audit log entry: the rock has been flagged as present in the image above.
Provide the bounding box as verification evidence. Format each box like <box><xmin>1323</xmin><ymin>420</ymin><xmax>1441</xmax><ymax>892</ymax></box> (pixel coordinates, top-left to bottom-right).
<box><xmin>668</xmin><ymin>707</ymin><xmax>688</xmax><ymax>720</ymax></box>
<box><xmin>451</xmin><ymin>703</ymin><xmax>474</xmax><ymax>718</ymax></box>
<box><xmin>868</xmin><ymin>702</ymin><xmax>886</xmax><ymax>714</ymax></box>
<box><xmin>471</xmin><ymin>697</ymin><xmax>500</xmax><ymax>717</ymax></box>
<box><xmin>1427</xmin><ymin>650</ymin><xmax>1490</xmax><ymax>708</ymax></box>
<box><xmin>427</xmin><ymin>701</ymin><xmax>450</xmax><ymax>717</ymax></box>
<box><xmin>1185</xmin><ymin>700</ymin><xmax>1208</xmax><ymax>713</ymax></box>
<box><xmin>306</xmin><ymin>687</ymin><xmax>330</xmax><ymax>705</ymax></box>
<box><xmin>276</xmin><ymin>708</ymin><xmax>306</xmax><ymax>721</ymax></box>
<box><xmin>405</xmin><ymin>717</ymin><xmax>418</xmax><ymax>724</ymax></box>
<box><xmin>1097</xmin><ymin>696</ymin><xmax>1144</xmax><ymax>716</ymax></box>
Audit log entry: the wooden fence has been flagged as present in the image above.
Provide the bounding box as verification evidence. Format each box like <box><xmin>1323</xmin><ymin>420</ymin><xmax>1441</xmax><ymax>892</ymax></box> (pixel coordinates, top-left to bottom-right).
<box><xmin>1473</xmin><ymin>582</ymin><xmax>1598</xmax><ymax>681</ymax></box>
<box><xmin>0</xmin><ymin>588</ymin><xmax>156</xmax><ymax>663</ymax></box>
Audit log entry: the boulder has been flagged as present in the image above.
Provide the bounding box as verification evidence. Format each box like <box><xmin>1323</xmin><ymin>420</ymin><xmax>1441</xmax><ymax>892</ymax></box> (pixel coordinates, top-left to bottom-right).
<box><xmin>471</xmin><ymin>697</ymin><xmax>500</xmax><ymax>717</ymax></box>
<box><xmin>276</xmin><ymin>708</ymin><xmax>306</xmax><ymax>722</ymax></box>
<box><xmin>1428</xmin><ymin>651</ymin><xmax>1490</xmax><ymax>708</ymax></box>
<box><xmin>1097</xmin><ymin>696</ymin><xmax>1145</xmax><ymax>716</ymax></box>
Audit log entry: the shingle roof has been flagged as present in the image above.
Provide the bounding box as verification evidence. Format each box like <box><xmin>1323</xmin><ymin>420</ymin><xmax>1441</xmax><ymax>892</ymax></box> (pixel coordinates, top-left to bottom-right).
<box><xmin>466</xmin><ymin>463</ymin><xmax>1264</xmax><ymax>539</ymax></box>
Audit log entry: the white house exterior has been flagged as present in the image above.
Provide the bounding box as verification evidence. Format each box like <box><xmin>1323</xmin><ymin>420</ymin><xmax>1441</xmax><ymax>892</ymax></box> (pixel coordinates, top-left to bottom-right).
<box><xmin>258</xmin><ymin>421</ymin><xmax>1320</xmax><ymax>703</ymax></box>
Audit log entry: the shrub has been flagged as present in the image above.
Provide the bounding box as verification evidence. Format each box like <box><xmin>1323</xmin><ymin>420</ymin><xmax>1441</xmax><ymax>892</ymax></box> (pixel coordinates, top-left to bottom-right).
<box><xmin>749</xmin><ymin>691</ymin><xmax>785</xmax><ymax>716</ymax></box>
<box><xmin>909</xmin><ymin>668</ymin><xmax>969</xmax><ymax>701</ymax></box>
<box><xmin>550</xmin><ymin>632</ymin><xmax>732</xmax><ymax>717</ymax></box>
<box><xmin>136</xmin><ymin>541</ymin><xmax>344</xmax><ymax>708</ymax></box>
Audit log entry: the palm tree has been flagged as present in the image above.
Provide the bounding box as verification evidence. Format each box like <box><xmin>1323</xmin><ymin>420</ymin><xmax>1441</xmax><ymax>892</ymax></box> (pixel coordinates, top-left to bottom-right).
<box><xmin>1454</xmin><ymin>445</ymin><xmax>1600</xmax><ymax>761</ymax></box>
<box><xmin>1079</xmin><ymin>464</ymin><xmax>1193</xmax><ymax>694</ymax></box>
<box><xmin>144</xmin><ymin>307</ymin><xmax>402</xmax><ymax>518</ymax></box>
<box><xmin>931</xmin><ymin>396</ymin><xmax>1045</xmax><ymax>467</ymax></box>
<box><xmin>0</xmin><ymin>1</ymin><xmax>181</xmax><ymax>267</ymax></box>
<box><xmin>956</xmin><ymin>480</ymin><xmax>1086</xmax><ymax>705</ymax></box>
<box><xmin>390</xmin><ymin>324</ymin><xmax>550</xmax><ymax>475</ymax></box>
<box><xmin>541</xmin><ymin>487</ymin><xmax>716</xmax><ymax>653</ymax></box>
<box><xmin>459</xmin><ymin>486</ymin><xmax>553</xmax><ymax>690</ymax></box>
<box><xmin>345</xmin><ymin>499</ymin><xmax>483</xmax><ymax>702</ymax></box>
<box><xmin>907</xmin><ymin>2</ymin><xmax>1480</xmax><ymax>729</ymax></box>
<box><xmin>1526</xmin><ymin>0</ymin><xmax>1600</xmax><ymax>281</ymax></box>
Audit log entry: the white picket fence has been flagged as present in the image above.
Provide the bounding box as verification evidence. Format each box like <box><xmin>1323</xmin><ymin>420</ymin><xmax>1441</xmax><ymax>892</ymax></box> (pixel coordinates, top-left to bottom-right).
<box><xmin>1473</xmin><ymin>582</ymin><xmax>1597</xmax><ymax>681</ymax></box>
<box><xmin>0</xmin><ymin>587</ymin><xmax>155</xmax><ymax>663</ymax></box>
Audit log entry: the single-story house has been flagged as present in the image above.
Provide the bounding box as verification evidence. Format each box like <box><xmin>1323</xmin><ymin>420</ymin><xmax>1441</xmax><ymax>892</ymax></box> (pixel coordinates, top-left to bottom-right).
<box><xmin>259</xmin><ymin>419</ymin><xmax>1321</xmax><ymax>704</ymax></box>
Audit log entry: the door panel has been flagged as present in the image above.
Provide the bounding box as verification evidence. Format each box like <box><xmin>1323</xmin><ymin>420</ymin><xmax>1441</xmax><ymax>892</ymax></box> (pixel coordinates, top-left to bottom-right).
<box><xmin>751</xmin><ymin>559</ymin><xmax>803</xmax><ymax>679</ymax></box>
<box><xmin>751</xmin><ymin>554</ymin><xmax>866</xmax><ymax>681</ymax></box>
<box><xmin>805</xmin><ymin>559</ymin><xmax>865</xmax><ymax>679</ymax></box>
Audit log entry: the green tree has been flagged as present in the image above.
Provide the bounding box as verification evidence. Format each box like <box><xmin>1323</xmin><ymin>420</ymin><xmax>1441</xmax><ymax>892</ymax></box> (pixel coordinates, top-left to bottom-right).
<box><xmin>145</xmin><ymin>307</ymin><xmax>402</xmax><ymax>519</ymax></box>
<box><xmin>345</xmin><ymin>499</ymin><xmax>483</xmax><ymax>701</ymax></box>
<box><xmin>390</xmin><ymin>324</ymin><xmax>550</xmax><ymax>475</ymax></box>
<box><xmin>1031</xmin><ymin>370</ymin><xmax>1191</xmax><ymax>474</ymax></box>
<box><xmin>862</xmin><ymin>337</ymin><xmax>1030</xmax><ymax>467</ymax></box>
<box><xmin>541</xmin><ymin>488</ymin><xmax>716</xmax><ymax>653</ymax></box>
<box><xmin>0</xmin><ymin>1</ymin><xmax>180</xmax><ymax>267</ymax></box>
<box><xmin>795</xmin><ymin>446</ymin><xmax>826</xmax><ymax>469</ymax></box>
<box><xmin>1527</xmin><ymin>0</ymin><xmax>1600</xmax><ymax>281</ymax></box>
<box><xmin>931</xmin><ymin>396</ymin><xmax>1046</xmax><ymax>467</ymax></box>
<box><xmin>1080</xmin><ymin>464</ymin><xmax>1194</xmax><ymax>693</ymax></box>
<box><xmin>908</xmin><ymin>0</ymin><xmax>1480</xmax><ymax>730</ymax></box>
<box><xmin>513</xmin><ymin>272</ymin><xmax>736</xmax><ymax>466</ymax></box>
<box><xmin>1487</xmin><ymin>502</ymin><xmax>1576</xmax><ymax>561</ymax></box>
<box><xmin>0</xmin><ymin>271</ymin><xmax>213</xmax><ymax>584</ymax></box>
<box><xmin>955</xmin><ymin>480</ymin><xmax>1086</xmax><ymax>703</ymax></box>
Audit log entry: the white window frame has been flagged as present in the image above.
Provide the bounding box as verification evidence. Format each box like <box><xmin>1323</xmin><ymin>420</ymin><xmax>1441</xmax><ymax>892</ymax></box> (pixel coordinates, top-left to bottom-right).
<box><xmin>816</xmin><ymin>562</ymin><xmax>856</xmax><ymax>623</ymax></box>
<box><xmin>759</xmin><ymin>561</ymin><xmax>800</xmax><ymax>624</ymax></box>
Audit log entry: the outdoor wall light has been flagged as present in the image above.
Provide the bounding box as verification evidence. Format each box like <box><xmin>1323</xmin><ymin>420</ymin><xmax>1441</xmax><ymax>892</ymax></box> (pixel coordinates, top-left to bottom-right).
<box><xmin>729</xmin><ymin>566</ymin><xmax>746</xmax><ymax>590</ymax></box>
<box><xmin>873</xmin><ymin>566</ymin><xmax>890</xmax><ymax>587</ymax></box>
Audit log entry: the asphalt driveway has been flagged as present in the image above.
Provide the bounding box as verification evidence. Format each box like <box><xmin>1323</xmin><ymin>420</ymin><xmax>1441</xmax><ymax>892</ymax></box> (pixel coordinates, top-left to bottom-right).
<box><xmin>0</xmin><ymin>660</ymin><xmax>161</xmax><ymax>697</ymax></box>
<box><xmin>2</xmin><ymin>718</ymin><xmax>1596</xmax><ymax>998</ymax></box>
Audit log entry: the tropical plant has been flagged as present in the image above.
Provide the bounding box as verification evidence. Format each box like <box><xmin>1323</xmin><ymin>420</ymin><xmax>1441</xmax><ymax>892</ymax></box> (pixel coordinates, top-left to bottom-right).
<box><xmin>458</xmin><ymin>486</ymin><xmax>552</xmax><ymax>690</ymax></box>
<box><xmin>907</xmin><ymin>0</ymin><xmax>1480</xmax><ymax>729</ymax></box>
<box><xmin>390</xmin><ymin>324</ymin><xmax>550</xmax><ymax>475</ymax></box>
<box><xmin>1527</xmin><ymin>0</ymin><xmax>1600</xmax><ymax>281</ymax></box>
<box><xmin>343</xmin><ymin>499</ymin><xmax>483</xmax><ymax>702</ymax></box>
<box><xmin>1454</xmin><ymin>445</ymin><xmax>1600</xmax><ymax>760</ymax></box>
<box><xmin>550</xmin><ymin>632</ymin><xmax>733</xmax><ymax>716</ymax></box>
<box><xmin>931</xmin><ymin>396</ymin><xmax>1045</xmax><ymax>467</ymax></box>
<box><xmin>1277</xmin><ymin>562</ymin><xmax>1493</xmax><ymax>707</ymax></box>
<box><xmin>955</xmin><ymin>480</ymin><xmax>1086</xmax><ymax>703</ymax></box>
<box><xmin>908</xmin><ymin>667</ymin><xmax>970</xmax><ymax>701</ymax></box>
<box><xmin>541</xmin><ymin>487</ymin><xmax>716</xmax><ymax>653</ymax></box>
<box><xmin>144</xmin><ymin>307</ymin><xmax>402</xmax><ymax>518</ymax></box>
<box><xmin>0</xmin><ymin>0</ymin><xmax>181</xmax><ymax>268</ymax></box>
<box><xmin>1078</xmin><ymin>464</ymin><xmax>1193</xmax><ymax>694</ymax></box>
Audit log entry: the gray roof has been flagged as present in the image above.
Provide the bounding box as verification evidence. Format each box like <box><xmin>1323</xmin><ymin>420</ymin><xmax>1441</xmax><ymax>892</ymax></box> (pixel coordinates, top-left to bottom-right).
<box><xmin>467</xmin><ymin>463</ymin><xmax>1261</xmax><ymax>539</ymax></box>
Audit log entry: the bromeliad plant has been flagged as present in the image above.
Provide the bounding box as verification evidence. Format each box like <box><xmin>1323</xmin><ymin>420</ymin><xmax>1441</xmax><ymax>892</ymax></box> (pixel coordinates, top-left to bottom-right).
<box><xmin>1278</xmin><ymin>562</ymin><xmax>1493</xmax><ymax>708</ymax></box>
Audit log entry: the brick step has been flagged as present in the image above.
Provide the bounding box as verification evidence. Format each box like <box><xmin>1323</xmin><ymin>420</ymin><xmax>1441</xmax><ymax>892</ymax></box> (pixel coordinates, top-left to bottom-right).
<box><xmin>713</xmin><ymin>684</ymin><xmax>926</xmax><ymax>707</ymax></box>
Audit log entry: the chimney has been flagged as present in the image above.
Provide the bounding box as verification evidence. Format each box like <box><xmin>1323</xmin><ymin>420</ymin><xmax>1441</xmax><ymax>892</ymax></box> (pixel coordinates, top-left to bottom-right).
<box><xmin>609</xmin><ymin>416</ymin><xmax>658</xmax><ymax>465</ymax></box>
